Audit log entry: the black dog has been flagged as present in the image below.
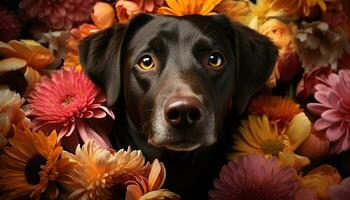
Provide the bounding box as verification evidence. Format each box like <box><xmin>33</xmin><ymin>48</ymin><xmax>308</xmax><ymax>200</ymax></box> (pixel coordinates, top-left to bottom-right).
<box><xmin>79</xmin><ymin>14</ymin><xmax>277</xmax><ymax>199</ymax></box>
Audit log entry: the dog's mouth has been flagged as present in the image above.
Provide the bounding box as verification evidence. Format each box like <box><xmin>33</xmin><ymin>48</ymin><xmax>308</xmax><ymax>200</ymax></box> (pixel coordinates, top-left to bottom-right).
<box><xmin>164</xmin><ymin>140</ymin><xmax>201</xmax><ymax>151</ymax></box>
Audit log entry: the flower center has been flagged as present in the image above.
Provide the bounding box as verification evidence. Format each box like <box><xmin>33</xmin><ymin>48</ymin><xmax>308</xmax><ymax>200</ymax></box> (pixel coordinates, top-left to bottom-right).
<box><xmin>261</xmin><ymin>139</ymin><xmax>285</xmax><ymax>156</ymax></box>
<box><xmin>25</xmin><ymin>154</ymin><xmax>47</xmax><ymax>185</ymax></box>
<box><xmin>60</xmin><ymin>95</ymin><xmax>75</xmax><ymax>106</ymax></box>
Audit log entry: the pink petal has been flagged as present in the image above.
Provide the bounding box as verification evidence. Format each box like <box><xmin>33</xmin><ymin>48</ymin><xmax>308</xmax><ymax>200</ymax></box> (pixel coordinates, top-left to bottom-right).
<box><xmin>326</xmin><ymin>123</ymin><xmax>344</xmax><ymax>141</ymax></box>
<box><xmin>307</xmin><ymin>103</ymin><xmax>331</xmax><ymax>116</ymax></box>
<box><xmin>76</xmin><ymin>120</ymin><xmax>111</xmax><ymax>149</ymax></box>
<box><xmin>321</xmin><ymin>109</ymin><xmax>344</xmax><ymax>122</ymax></box>
<box><xmin>314</xmin><ymin>118</ymin><xmax>333</xmax><ymax>130</ymax></box>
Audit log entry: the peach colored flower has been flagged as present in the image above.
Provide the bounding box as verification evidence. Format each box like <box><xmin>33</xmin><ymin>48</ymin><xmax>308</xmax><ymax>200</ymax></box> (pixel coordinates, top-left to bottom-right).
<box><xmin>0</xmin><ymin>87</ymin><xmax>31</xmax><ymax>149</ymax></box>
<box><xmin>157</xmin><ymin>0</ymin><xmax>223</xmax><ymax>16</ymax></box>
<box><xmin>137</xmin><ymin>0</ymin><xmax>165</xmax><ymax>13</ymax></box>
<box><xmin>91</xmin><ymin>2</ymin><xmax>116</xmax><ymax>30</ymax></box>
<box><xmin>116</xmin><ymin>1</ymin><xmax>143</xmax><ymax>24</ymax></box>
<box><xmin>296</xmin><ymin>127</ymin><xmax>330</xmax><ymax>160</ymax></box>
<box><xmin>213</xmin><ymin>0</ymin><xmax>251</xmax><ymax>24</ymax></box>
<box><xmin>126</xmin><ymin>159</ymin><xmax>180</xmax><ymax>200</ymax></box>
<box><xmin>265</xmin><ymin>0</ymin><xmax>327</xmax><ymax>17</ymax></box>
<box><xmin>301</xmin><ymin>164</ymin><xmax>342</xmax><ymax>199</ymax></box>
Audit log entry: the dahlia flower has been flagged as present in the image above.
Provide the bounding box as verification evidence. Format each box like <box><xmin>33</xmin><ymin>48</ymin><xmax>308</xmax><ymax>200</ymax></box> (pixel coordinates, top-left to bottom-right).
<box><xmin>213</xmin><ymin>0</ymin><xmax>251</xmax><ymax>24</ymax></box>
<box><xmin>157</xmin><ymin>0</ymin><xmax>223</xmax><ymax>16</ymax></box>
<box><xmin>126</xmin><ymin>159</ymin><xmax>180</xmax><ymax>200</ymax></box>
<box><xmin>248</xmin><ymin>95</ymin><xmax>302</xmax><ymax>129</ymax></box>
<box><xmin>301</xmin><ymin>164</ymin><xmax>342</xmax><ymax>199</ymax></box>
<box><xmin>19</xmin><ymin>0</ymin><xmax>97</xmax><ymax>30</ymax></box>
<box><xmin>229</xmin><ymin>114</ymin><xmax>311</xmax><ymax>170</ymax></box>
<box><xmin>0</xmin><ymin>87</ymin><xmax>31</xmax><ymax>149</ymax></box>
<box><xmin>295</xmin><ymin>21</ymin><xmax>349</xmax><ymax>71</ymax></box>
<box><xmin>91</xmin><ymin>2</ymin><xmax>116</xmax><ymax>30</ymax></box>
<box><xmin>61</xmin><ymin>140</ymin><xmax>146</xmax><ymax>199</ymax></box>
<box><xmin>265</xmin><ymin>0</ymin><xmax>327</xmax><ymax>16</ymax></box>
<box><xmin>0</xmin><ymin>129</ymin><xmax>73</xmax><ymax>199</ymax></box>
<box><xmin>209</xmin><ymin>154</ymin><xmax>299</xmax><ymax>200</ymax></box>
<box><xmin>116</xmin><ymin>0</ymin><xmax>143</xmax><ymax>24</ymax></box>
<box><xmin>0</xmin><ymin>7</ymin><xmax>21</xmax><ymax>42</ymax></box>
<box><xmin>307</xmin><ymin>69</ymin><xmax>350</xmax><ymax>153</ymax></box>
<box><xmin>329</xmin><ymin>177</ymin><xmax>350</xmax><ymax>200</ymax></box>
<box><xmin>27</xmin><ymin>69</ymin><xmax>115</xmax><ymax>151</ymax></box>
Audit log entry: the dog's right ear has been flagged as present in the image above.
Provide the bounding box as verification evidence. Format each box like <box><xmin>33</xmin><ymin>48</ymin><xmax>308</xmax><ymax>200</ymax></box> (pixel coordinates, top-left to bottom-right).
<box><xmin>79</xmin><ymin>14</ymin><xmax>153</xmax><ymax>107</ymax></box>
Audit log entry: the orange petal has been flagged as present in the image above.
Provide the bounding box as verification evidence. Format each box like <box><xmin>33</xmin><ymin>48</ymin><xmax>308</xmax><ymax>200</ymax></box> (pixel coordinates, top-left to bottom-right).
<box><xmin>148</xmin><ymin>159</ymin><xmax>166</xmax><ymax>191</ymax></box>
<box><xmin>0</xmin><ymin>41</ymin><xmax>18</xmax><ymax>58</ymax></box>
<box><xmin>126</xmin><ymin>184</ymin><xmax>144</xmax><ymax>200</ymax></box>
<box><xmin>0</xmin><ymin>58</ymin><xmax>27</xmax><ymax>72</ymax></box>
<box><xmin>8</xmin><ymin>40</ymin><xmax>33</xmax><ymax>64</ymax></box>
<box><xmin>28</xmin><ymin>45</ymin><xmax>54</xmax><ymax>69</ymax></box>
<box><xmin>23</xmin><ymin>66</ymin><xmax>41</xmax><ymax>96</ymax></box>
<box><xmin>91</xmin><ymin>2</ymin><xmax>116</xmax><ymax>29</ymax></box>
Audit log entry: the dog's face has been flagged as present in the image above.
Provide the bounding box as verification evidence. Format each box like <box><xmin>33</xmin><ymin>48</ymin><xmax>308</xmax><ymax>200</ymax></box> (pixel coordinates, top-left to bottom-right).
<box><xmin>79</xmin><ymin>14</ymin><xmax>277</xmax><ymax>151</ymax></box>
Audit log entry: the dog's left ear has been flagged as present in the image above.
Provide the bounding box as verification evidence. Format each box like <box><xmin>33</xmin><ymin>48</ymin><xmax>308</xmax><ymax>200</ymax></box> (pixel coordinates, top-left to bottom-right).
<box><xmin>215</xmin><ymin>15</ymin><xmax>278</xmax><ymax>114</ymax></box>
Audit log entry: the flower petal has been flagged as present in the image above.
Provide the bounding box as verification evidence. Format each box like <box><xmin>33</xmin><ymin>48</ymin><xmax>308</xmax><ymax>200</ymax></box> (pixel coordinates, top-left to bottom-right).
<box><xmin>286</xmin><ymin>112</ymin><xmax>311</xmax><ymax>151</ymax></box>
<box><xmin>0</xmin><ymin>58</ymin><xmax>27</xmax><ymax>72</ymax></box>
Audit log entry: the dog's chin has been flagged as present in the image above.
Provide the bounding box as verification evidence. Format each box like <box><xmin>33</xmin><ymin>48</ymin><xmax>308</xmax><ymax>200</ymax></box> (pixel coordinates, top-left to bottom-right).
<box><xmin>165</xmin><ymin>141</ymin><xmax>201</xmax><ymax>151</ymax></box>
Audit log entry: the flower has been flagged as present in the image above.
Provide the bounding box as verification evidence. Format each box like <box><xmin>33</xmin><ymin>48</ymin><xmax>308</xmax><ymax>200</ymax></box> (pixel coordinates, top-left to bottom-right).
<box><xmin>307</xmin><ymin>69</ymin><xmax>350</xmax><ymax>154</ymax></box>
<box><xmin>91</xmin><ymin>2</ymin><xmax>116</xmax><ymax>30</ymax></box>
<box><xmin>61</xmin><ymin>140</ymin><xmax>146</xmax><ymax>199</ymax></box>
<box><xmin>213</xmin><ymin>0</ymin><xmax>251</xmax><ymax>24</ymax></box>
<box><xmin>301</xmin><ymin>164</ymin><xmax>342</xmax><ymax>199</ymax></box>
<box><xmin>116</xmin><ymin>1</ymin><xmax>143</xmax><ymax>24</ymax></box>
<box><xmin>296</xmin><ymin>127</ymin><xmax>330</xmax><ymax>160</ymax></box>
<box><xmin>157</xmin><ymin>0</ymin><xmax>223</xmax><ymax>16</ymax></box>
<box><xmin>0</xmin><ymin>87</ymin><xmax>32</xmax><ymax>149</ymax></box>
<box><xmin>138</xmin><ymin>0</ymin><xmax>165</xmax><ymax>13</ymax></box>
<box><xmin>27</xmin><ymin>69</ymin><xmax>115</xmax><ymax>151</ymax></box>
<box><xmin>126</xmin><ymin>159</ymin><xmax>180</xmax><ymax>200</ymax></box>
<box><xmin>18</xmin><ymin>0</ymin><xmax>97</xmax><ymax>30</ymax></box>
<box><xmin>276</xmin><ymin>48</ymin><xmax>302</xmax><ymax>82</ymax></box>
<box><xmin>322</xmin><ymin>0</ymin><xmax>348</xmax><ymax>30</ymax></box>
<box><xmin>0</xmin><ymin>7</ymin><xmax>21</xmax><ymax>42</ymax></box>
<box><xmin>295</xmin><ymin>21</ymin><xmax>350</xmax><ymax>71</ymax></box>
<box><xmin>296</xmin><ymin>66</ymin><xmax>332</xmax><ymax>103</ymax></box>
<box><xmin>265</xmin><ymin>0</ymin><xmax>327</xmax><ymax>16</ymax></box>
<box><xmin>248</xmin><ymin>96</ymin><xmax>302</xmax><ymax>129</ymax></box>
<box><xmin>329</xmin><ymin>177</ymin><xmax>350</xmax><ymax>200</ymax></box>
<box><xmin>0</xmin><ymin>129</ymin><xmax>72</xmax><ymax>199</ymax></box>
<box><xmin>209</xmin><ymin>154</ymin><xmax>299</xmax><ymax>200</ymax></box>
<box><xmin>229</xmin><ymin>114</ymin><xmax>311</xmax><ymax>170</ymax></box>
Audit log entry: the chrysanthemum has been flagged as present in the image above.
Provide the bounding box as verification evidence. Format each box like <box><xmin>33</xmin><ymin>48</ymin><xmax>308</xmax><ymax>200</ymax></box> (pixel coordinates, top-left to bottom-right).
<box><xmin>0</xmin><ymin>87</ymin><xmax>32</xmax><ymax>149</ymax></box>
<box><xmin>19</xmin><ymin>0</ymin><xmax>97</xmax><ymax>30</ymax></box>
<box><xmin>0</xmin><ymin>7</ymin><xmax>21</xmax><ymax>42</ymax></box>
<box><xmin>157</xmin><ymin>0</ymin><xmax>222</xmax><ymax>16</ymax></box>
<box><xmin>61</xmin><ymin>140</ymin><xmax>146</xmax><ymax>199</ymax></box>
<box><xmin>329</xmin><ymin>177</ymin><xmax>350</xmax><ymax>200</ymax></box>
<box><xmin>126</xmin><ymin>159</ymin><xmax>180</xmax><ymax>200</ymax></box>
<box><xmin>209</xmin><ymin>154</ymin><xmax>299</xmax><ymax>200</ymax></box>
<box><xmin>307</xmin><ymin>69</ymin><xmax>350</xmax><ymax>153</ymax></box>
<box><xmin>248</xmin><ymin>96</ymin><xmax>302</xmax><ymax>128</ymax></box>
<box><xmin>0</xmin><ymin>129</ymin><xmax>72</xmax><ymax>199</ymax></box>
<box><xmin>27</xmin><ymin>69</ymin><xmax>115</xmax><ymax>151</ymax></box>
<box><xmin>229</xmin><ymin>114</ymin><xmax>311</xmax><ymax>170</ymax></box>
<box><xmin>265</xmin><ymin>0</ymin><xmax>327</xmax><ymax>16</ymax></box>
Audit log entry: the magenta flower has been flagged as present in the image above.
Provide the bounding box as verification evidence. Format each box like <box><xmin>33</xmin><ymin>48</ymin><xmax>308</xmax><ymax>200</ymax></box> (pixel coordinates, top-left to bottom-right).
<box><xmin>307</xmin><ymin>69</ymin><xmax>350</xmax><ymax>154</ymax></box>
<box><xmin>27</xmin><ymin>69</ymin><xmax>115</xmax><ymax>151</ymax></box>
<box><xmin>209</xmin><ymin>154</ymin><xmax>299</xmax><ymax>200</ymax></box>
<box><xmin>19</xmin><ymin>0</ymin><xmax>97</xmax><ymax>30</ymax></box>
<box><xmin>329</xmin><ymin>177</ymin><xmax>350</xmax><ymax>200</ymax></box>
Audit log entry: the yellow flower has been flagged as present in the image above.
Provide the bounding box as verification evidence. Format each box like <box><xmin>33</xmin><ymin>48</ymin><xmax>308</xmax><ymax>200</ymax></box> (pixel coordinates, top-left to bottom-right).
<box><xmin>157</xmin><ymin>0</ymin><xmax>223</xmax><ymax>16</ymax></box>
<box><xmin>61</xmin><ymin>140</ymin><xmax>146</xmax><ymax>199</ymax></box>
<box><xmin>265</xmin><ymin>0</ymin><xmax>327</xmax><ymax>16</ymax></box>
<box><xmin>229</xmin><ymin>113</ymin><xmax>311</xmax><ymax>170</ymax></box>
<box><xmin>0</xmin><ymin>129</ymin><xmax>71</xmax><ymax>199</ymax></box>
<box><xmin>248</xmin><ymin>96</ymin><xmax>302</xmax><ymax>129</ymax></box>
<box><xmin>126</xmin><ymin>159</ymin><xmax>180</xmax><ymax>200</ymax></box>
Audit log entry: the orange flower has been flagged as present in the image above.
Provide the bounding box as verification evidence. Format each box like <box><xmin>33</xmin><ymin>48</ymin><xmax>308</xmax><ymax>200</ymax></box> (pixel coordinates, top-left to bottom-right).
<box><xmin>157</xmin><ymin>0</ymin><xmax>223</xmax><ymax>16</ymax></box>
<box><xmin>0</xmin><ymin>40</ymin><xmax>54</xmax><ymax>95</ymax></box>
<box><xmin>301</xmin><ymin>164</ymin><xmax>342</xmax><ymax>199</ymax></box>
<box><xmin>91</xmin><ymin>2</ymin><xmax>116</xmax><ymax>30</ymax></box>
<box><xmin>248</xmin><ymin>96</ymin><xmax>303</xmax><ymax>129</ymax></box>
<box><xmin>296</xmin><ymin>127</ymin><xmax>330</xmax><ymax>160</ymax></box>
<box><xmin>115</xmin><ymin>0</ymin><xmax>143</xmax><ymax>24</ymax></box>
<box><xmin>126</xmin><ymin>159</ymin><xmax>180</xmax><ymax>200</ymax></box>
<box><xmin>213</xmin><ymin>0</ymin><xmax>251</xmax><ymax>23</ymax></box>
<box><xmin>265</xmin><ymin>0</ymin><xmax>327</xmax><ymax>16</ymax></box>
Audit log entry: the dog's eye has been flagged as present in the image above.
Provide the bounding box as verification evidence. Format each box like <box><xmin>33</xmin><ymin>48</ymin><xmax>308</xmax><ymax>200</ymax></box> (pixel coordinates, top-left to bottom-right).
<box><xmin>138</xmin><ymin>55</ymin><xmax>154</xmax><ymax>70</ymax></box>
<box><xmin>208</xmin><ymin>52</ymin><xmax>224</xmax><ymax>69</ymax></box>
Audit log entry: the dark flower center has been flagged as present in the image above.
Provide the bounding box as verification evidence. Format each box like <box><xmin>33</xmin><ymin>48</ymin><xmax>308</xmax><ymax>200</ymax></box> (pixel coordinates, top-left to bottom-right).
<box><xmin>25</xmin><ymin>154</ymin><xmax>47</xmax><ymax>185</ymax></box>
<box><xmin>61</xmin><ymin>95</ymin><xmax>75</xmax><ymax>106</ymax></box>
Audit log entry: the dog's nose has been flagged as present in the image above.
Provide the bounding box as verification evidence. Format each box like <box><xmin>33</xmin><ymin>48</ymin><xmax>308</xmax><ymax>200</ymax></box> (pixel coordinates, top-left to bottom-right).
<box><xmin>164</xmin><ymin>96</ymin><xmax>203</xmax><ymax>127</ymax></box>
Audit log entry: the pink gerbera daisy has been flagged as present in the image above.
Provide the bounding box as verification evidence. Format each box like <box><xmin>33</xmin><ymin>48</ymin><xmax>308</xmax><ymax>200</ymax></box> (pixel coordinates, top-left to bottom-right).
<box><xmin>307</xmin><ymin>69</ymin><xmax>350</xmax><ymax>153</ymax></box>
<box><xmin>27</xmin><ymin>69</ymin><xmax>115</xmax><ymax>151</ymax></box>
<box><xmin>209</xmin><ymin>154</ymin><xmax>299</xmax><ymax>200</ymax></box>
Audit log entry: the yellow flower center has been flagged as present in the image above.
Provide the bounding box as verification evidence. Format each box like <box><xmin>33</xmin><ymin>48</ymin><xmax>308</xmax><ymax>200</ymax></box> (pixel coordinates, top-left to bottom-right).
<box><xmin>25</xmin><ymin>154</ymin><xmax>47</xmax><ymax>185</ymax></box>
<box><xmin>61</xmin><ymin>95</ymin><xmax>75</xmax><ymax>106</ymax></box>
<box><xmin>261</xmin><ymin>139</ymin><xmax>285</xmax><ymax>156</ymax></box>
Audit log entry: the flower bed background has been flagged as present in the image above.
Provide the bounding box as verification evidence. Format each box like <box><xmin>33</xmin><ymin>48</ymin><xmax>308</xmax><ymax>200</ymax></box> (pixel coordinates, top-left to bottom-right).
<box><xmin>0</xmin><ymin>0</ymin><xmax>349</xmax><ymax>199</ymax></box>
